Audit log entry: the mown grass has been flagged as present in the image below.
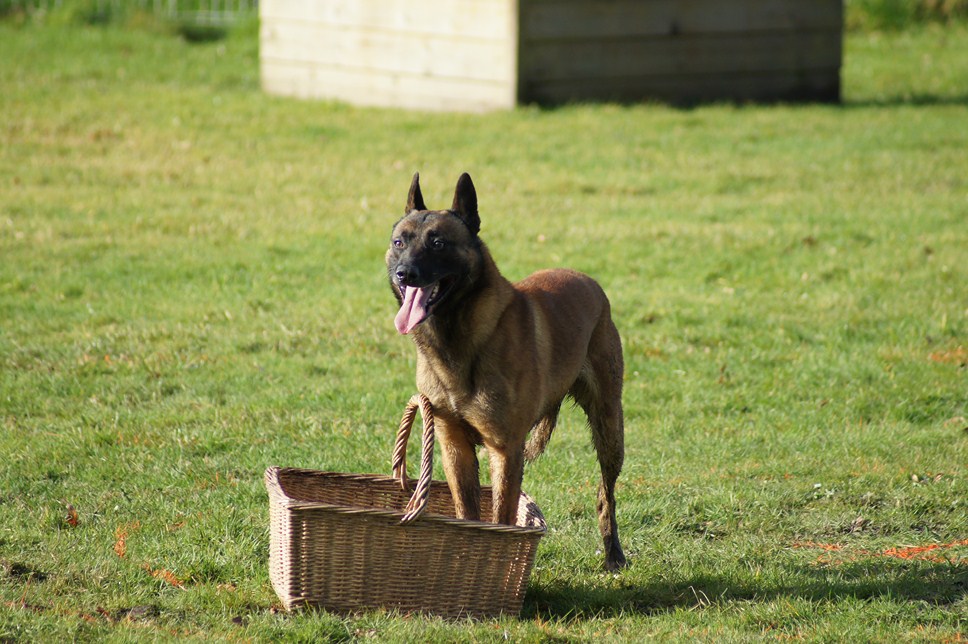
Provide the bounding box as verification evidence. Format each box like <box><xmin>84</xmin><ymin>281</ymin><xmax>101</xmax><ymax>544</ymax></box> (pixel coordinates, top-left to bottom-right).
<box><xmin>1</xmin><ymin>19</ymin><xmax>966</xmax><ymax>642</ymax></box>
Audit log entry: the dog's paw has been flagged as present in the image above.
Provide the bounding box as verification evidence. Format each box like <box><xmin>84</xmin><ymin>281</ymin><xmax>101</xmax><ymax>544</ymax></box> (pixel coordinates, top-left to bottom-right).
<box><xmin>604</xmin><ymin>549</ymin><xmax>628</xmax><ymax>572</ymax></box>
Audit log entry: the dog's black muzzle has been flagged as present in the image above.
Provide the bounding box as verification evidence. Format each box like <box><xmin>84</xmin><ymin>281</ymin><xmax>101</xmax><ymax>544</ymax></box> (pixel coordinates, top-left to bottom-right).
<box><xmin>394</xmin><ymin>263</ymin><xmax>422</xmax><ymax>287</ymax></box>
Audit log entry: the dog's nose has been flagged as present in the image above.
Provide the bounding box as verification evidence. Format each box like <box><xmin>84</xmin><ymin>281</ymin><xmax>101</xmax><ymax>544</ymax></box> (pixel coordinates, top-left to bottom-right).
<box><xmin>395</xmin><ymin>264</ymin><xmax>419</xmax><ymax>285</ymax></box>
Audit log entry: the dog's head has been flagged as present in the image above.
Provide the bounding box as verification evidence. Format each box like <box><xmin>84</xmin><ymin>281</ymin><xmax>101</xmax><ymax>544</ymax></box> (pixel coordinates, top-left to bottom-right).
<box><xmin>386</xmin><ymin>173</ymin><xmax>483</xmax><ymax>335</ymax></box>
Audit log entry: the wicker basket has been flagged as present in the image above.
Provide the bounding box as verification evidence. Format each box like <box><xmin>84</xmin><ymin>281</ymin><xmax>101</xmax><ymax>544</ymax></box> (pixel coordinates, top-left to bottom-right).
<box><xmin>265</xmin><ymin>395</ymin><xmax>546</xmax><ymax>619</ymax></box>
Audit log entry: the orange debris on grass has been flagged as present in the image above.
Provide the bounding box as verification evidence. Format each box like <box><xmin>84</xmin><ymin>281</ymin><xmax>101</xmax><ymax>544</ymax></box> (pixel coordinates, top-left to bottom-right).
<box><xmin>113</xmin><ymin>522</ymin><xmax>141</xmax><ymax>558</ymax></box>
<box><xmin>793</xmin><ymin>539</ymin><xmax>968</xmax><ymax>565</ymax></box>
<box><xmin>141</xmin><ymin>564</ymin><xmax>185</xmax><ymax>588</ymax></box>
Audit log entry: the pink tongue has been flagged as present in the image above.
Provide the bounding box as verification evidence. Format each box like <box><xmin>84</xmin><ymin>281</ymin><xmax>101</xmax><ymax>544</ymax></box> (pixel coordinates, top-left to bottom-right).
<box><xmin>394</xmin><ymin>286</ymin><xmax>432</xmax><ymax>335</ymax></box>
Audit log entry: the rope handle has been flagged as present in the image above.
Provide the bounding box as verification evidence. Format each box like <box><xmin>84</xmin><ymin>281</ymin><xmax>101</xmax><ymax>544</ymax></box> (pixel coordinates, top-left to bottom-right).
<box><xmin>391</xmin><ymin>393</ymin><xmax>435</xmax><ymax>524</ymax></box>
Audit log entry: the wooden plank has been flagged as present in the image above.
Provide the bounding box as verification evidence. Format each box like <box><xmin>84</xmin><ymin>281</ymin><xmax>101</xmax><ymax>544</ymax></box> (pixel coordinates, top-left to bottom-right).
<box><xmin>261</xmin><ymin>18</ymin><xmax>515</xmax><ymax>84</ymax></box>
<box><xmin>260</xmin><ymin>0</ymin><xmax>515</xmax><ymax>41</ymax></box>
<box><xmin>521</xmin><ymin>68</ymin><xmax>841</xmax><ymax>105</ymax></box>
<box><xmin>521</xmin><ymin>0</ymin><xmax>842</xmax><ymax>40</ymax></box>
<box><xmin>261</xmin><ymin>59</ymin><xmax>516</xmax><ymax>112</ymax></box>
<box><xmin>521</xmin><ymin>31</ymin><xmax>842</xmax><ymax>81</ymax></box>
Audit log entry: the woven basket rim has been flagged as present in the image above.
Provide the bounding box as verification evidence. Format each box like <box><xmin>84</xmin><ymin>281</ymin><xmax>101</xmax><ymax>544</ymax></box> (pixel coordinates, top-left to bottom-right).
<box><xmin>266</xmin><ymin>466</ymin><xmax>547</xmax><ymax>536</ymax></box>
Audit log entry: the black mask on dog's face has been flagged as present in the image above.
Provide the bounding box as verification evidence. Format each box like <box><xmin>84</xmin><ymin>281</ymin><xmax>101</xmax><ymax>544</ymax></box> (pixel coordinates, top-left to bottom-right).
<box><xmin>386</xmin><ymin>173</ymin><xmax>482</xmax><ymax>334</ymax></box>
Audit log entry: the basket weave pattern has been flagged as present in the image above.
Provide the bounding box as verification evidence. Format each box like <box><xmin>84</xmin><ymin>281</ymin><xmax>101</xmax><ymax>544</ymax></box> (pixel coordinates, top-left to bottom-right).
<box><xmin>265</xmin><ymin>395</ymin><xmax>546</xmax><ymax>618</ymax></box>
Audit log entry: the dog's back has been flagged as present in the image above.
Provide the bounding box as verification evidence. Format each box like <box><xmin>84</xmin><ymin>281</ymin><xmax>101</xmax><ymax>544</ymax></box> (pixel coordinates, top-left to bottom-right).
<box><xmin>513</xmin><ymin>268</ymin><xmax>616</xmax><ymax>408</ymax></box>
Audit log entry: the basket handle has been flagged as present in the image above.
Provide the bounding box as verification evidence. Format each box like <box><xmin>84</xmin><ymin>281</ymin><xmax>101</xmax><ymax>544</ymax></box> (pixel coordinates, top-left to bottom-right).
<box><xmin>391</xmin><ymin>393</ymin><xmax>435</xmax><ymax>524</ymax></box>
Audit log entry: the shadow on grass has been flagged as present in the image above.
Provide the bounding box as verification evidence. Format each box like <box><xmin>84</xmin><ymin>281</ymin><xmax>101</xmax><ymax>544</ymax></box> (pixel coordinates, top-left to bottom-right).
<box><xmin>175</xmin><ymin>21</ymin><xmax>229</xmax><ymax>43</ymax></box>
<box><xmin>843</xmin><ymin>93</ymin><xmax>968</xmax><ymax>108</ymax></box>
<box><xmin>523</xmin><ymin>559</ymin><xmax>968</xmax><ymax>619</ymax></box>
<box><xmin>528</xmin><ymin>90</ymin><xmax>968</xmax><ymax>114</ymax></box>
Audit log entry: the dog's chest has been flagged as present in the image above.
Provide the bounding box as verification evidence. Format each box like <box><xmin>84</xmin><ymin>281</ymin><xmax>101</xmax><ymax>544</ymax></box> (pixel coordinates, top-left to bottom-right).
<box><xmin>416</xmin><ymin>358</ymin><xmax>479</xmax><ymax>414</ymax></box>
<box><xmin>415</xmin><ymin>357</ymin><xmax>514</xmax><ymax>443</ymax></box>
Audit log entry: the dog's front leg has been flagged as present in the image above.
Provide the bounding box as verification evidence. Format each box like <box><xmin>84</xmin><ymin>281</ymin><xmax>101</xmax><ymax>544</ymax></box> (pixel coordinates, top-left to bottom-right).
<box><xmin>435</xmin><ymin>416</ymin><xmax>481</xmax><ymax>521</ymax></box>
<box><xmin>488</xmin><ymin>442</ymin><xmax>525</xmax><ymax>525</ymax></box>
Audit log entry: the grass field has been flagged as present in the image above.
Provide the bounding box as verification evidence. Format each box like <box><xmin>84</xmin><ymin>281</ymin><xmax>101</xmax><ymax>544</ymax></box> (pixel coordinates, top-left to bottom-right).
<box><xmin>1</xmin><ymin>18</ymin><xmax>967</xmax><ymax>642</ymax></box>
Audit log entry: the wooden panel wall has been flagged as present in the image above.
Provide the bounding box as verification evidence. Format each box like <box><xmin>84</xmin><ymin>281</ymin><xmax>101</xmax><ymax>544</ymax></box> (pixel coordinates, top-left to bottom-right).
<box><xmin>260</xmin><ymin>0</ymin><xmax>844</xmax><ymax>110</ymax></box>
<box><xmin>518</xmin><ymin>0</ymin><xmax>843</xmax><ymax>104</ymax></box>
<box><xmin>260</xmin><ymin>0</ymin><xmax>518</xmax><ymax>112</ymax></box>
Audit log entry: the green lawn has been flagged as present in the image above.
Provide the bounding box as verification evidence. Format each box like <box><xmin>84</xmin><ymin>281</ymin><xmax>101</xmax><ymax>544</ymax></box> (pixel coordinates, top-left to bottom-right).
<box><xmin>1</xmin><ymin>20</ymin><xmax>966</xmax><ymax>642</ymax></box>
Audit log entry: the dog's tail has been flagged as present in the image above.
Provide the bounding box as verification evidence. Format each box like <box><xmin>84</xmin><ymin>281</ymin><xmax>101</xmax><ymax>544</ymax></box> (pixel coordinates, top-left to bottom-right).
<box><xmin>524</xmin><ymin>406</ymin><xmax>560</xmax><ymax>462</ymax></box>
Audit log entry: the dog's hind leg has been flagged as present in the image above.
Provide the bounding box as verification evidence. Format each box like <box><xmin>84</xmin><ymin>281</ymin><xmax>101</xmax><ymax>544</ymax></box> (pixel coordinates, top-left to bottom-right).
<box><xmin>589</xmin><ymin>397</ymin><xmax>626</xmax><ymax>571</ymax></box>
<box><xmin>524</xmin><ymin>403</ymin><xmax>561</xmax><ymax>462</ymax></box>
<box><xmin>575</xmin><ymin>318</ymin><xmax>628</xmax><ymax>571</ymax></box>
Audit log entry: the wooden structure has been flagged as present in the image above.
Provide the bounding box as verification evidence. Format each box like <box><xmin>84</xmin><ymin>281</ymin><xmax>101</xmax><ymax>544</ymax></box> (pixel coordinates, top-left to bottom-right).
<box><xmin>260</xmin><ymin>0</ymin><xmax>843</xmax><ymax>112</ymax></box>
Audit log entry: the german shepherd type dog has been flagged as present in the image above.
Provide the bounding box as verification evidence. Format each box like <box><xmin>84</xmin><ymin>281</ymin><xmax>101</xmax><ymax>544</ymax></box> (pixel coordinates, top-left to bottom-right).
<box><xmin>387</xmin><ymin>173</ymin><xmax>627</xmax><ymax>570</ymax></box>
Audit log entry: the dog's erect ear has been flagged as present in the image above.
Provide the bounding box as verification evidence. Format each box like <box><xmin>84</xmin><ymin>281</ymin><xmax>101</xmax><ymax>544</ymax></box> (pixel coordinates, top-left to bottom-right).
<box><xmin>406</xmin><ymin>172</ymin><xmax>426</xmax><ymax>213</ymax></box>
<box><xmin>451</xmin><ymin>172</ymin><xmax>480</xmax><ymax>236</ymax></box>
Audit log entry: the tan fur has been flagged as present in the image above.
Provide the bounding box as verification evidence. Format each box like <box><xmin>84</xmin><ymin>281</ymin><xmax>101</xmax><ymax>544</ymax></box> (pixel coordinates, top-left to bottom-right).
<box><xmin>387</xmin><ymin>173</ymin><xmax>627</xmax><ymax>570</ymax></box>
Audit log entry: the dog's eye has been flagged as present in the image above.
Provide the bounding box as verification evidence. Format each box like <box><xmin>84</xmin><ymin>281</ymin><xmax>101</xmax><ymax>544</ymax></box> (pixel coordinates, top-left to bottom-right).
<box><xmin>432</xmin><ymin>238</ymin><xmax>445</xmax><ymax>250</ymax></box>
<box><xmin>392</xmin><ymin>238</ymin><xmax>404</xmax><ymax>249</ymax></box>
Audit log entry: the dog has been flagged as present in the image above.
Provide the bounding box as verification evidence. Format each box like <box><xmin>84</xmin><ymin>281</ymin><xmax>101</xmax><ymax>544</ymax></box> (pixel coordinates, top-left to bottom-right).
<box><xmin>386</xmin><ymin>172</ymin><xmax>627</xmax><ymax>571</ymax></box>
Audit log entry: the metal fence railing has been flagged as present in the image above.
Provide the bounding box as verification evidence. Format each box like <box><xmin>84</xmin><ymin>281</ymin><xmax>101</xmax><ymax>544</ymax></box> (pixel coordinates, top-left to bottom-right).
<box><xmin>0</xmin><ymin>0</ymin><xmax>257</xmax><ymax>25</ymax></box>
